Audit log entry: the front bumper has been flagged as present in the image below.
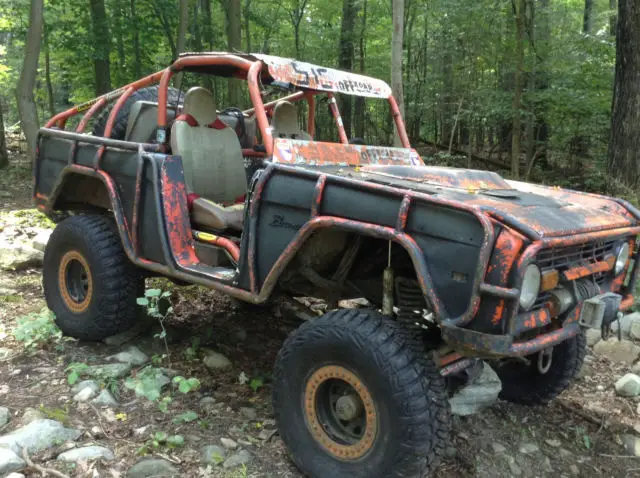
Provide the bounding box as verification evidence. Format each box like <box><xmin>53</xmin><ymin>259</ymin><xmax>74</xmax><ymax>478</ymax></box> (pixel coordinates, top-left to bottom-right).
<box><xmin>440</xmin><ymin>292</ymin><xmax>631</xmax><ymax>357</ymax></box>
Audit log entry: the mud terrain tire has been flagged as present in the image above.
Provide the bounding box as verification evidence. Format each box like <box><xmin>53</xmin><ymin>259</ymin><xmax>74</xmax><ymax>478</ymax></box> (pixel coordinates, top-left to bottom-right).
<box><xmin>273</xmin><ymin>309</ymin><xmax>450</xmax><ymax>478</ymax></box>
<box><xmin>43</xmin><ymin>215</ymin><xmax>143</xmax><ymax>341</ymax></box>
<box><xmin>92</xmin><ymin>85</ymin><xmax>181</xmax><ymax>140</ymax></box>
<box><xmin>491</xmin><ymin>332</ymin><xmax>587</xmax><ymax>405</ymax></box>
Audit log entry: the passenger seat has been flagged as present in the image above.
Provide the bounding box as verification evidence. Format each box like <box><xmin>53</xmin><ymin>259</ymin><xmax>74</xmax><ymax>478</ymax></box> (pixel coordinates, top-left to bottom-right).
<box><xmin>270</xmin><ymin>101</ymin><xmax>311</xmax><ymax>140</ymax></box>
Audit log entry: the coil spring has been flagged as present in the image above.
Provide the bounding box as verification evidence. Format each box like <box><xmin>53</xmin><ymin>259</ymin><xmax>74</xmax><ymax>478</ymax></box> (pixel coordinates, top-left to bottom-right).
<box><xmin>395</xmin><ymin>277</ymin><xmax>427</xmax><ymax>327</ymax></box>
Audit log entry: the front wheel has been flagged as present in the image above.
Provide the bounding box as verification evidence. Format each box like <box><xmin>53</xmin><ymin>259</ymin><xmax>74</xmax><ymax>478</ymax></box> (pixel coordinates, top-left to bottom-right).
<box><xmin>43</xmin><ymin>215</ymin><xmax>143</xmax><ymax>341</ymax></box>
<box><xmin>490</xmin><ymin>332</ymin><xmax>587</xmax><ymax>405</ymax></box>
<box><xmin>272</xmin><ymin>310</ymin><xmax>451</xmax><ymax>478</ymax></box>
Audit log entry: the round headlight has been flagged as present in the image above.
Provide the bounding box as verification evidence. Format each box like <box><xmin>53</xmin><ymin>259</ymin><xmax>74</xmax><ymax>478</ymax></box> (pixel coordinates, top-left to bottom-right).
<box><xmin>520</xmin><ymin>264</ymin><xmax>541</xmax><ymax>310</ymax></box>
<box><xmin>615</xmin><ymin>242</ymin><xmax>631</xmax><ymax>276</ymax></box>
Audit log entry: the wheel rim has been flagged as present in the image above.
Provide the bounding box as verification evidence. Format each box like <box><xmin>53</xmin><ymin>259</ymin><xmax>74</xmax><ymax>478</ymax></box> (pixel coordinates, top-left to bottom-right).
<box><xmin>304</xmin><ymin>365</ymin><xmax>377</xmax><ymax>461</ymax></box>
<box><xmin>59</xmin><ymin>250</ymin><xmax>93</xmax><ymax>313</ymax></box>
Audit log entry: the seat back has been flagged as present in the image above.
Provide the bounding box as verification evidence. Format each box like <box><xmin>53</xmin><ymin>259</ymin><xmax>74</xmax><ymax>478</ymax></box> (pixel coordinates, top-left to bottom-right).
<box><xmin>270</xmin><ymin>101</ymin><xmax>311</xmax><ymax>140</ymax></box>
<box><xmin>218</xmin><ymin>111</ymin><xmax>257</xmax><ymax>149</ymax></box>
<box><xmin>170</xmin><ymin>87</ymin><xmax>246</xmax><ymax>204</ymax></box>
<box><xmin>125</xmin><ymin>101</ymin><xmax>178</xmax><ymax>143</ymax></box>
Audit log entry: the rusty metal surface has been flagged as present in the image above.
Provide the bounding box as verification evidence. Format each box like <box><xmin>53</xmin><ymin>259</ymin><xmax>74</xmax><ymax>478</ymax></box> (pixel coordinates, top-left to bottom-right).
<box><xmin>272</xmin><ymin>138</ymin><xmax>423</xmax><ymax>167</ymax></box>
<box><xmin>254</xmin><ymin>53</ymin><xmax>392</xmax><ymax>98</ymax></box>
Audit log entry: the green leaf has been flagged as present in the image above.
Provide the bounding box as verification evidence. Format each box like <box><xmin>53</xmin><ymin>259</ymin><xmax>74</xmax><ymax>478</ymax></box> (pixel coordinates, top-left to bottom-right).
<box><xmin>145</xmin><ymin>289</ymin><xmax>162</xmax><ymax>297</ymax></box>
<box><xmin>166</xmin><ymin>434</ymin><xmax>185</xmax><ymax>447</ymax></box>
<box><xmin>67</xmin><ymin>371</ymin><xmax>79</xmax><ymax>385</ymax></box>
<box><xmin>249</xmin><ymin>377</ymin><xmax>264</xmax><ymax>393</ymax></box>
<box><xmin>173</xmin><ymin>410</ymin><xmax>198</xmax><ymax>424</ymax></box>
<box><xmin>136</xmin><ymin>297</ymin><xmax>149</xmax><ymax>306</ymax></box>
<box><xmin>583</xmin><ymin>434</ymin><xmax>591</xmax><ymax>450</ymax></box>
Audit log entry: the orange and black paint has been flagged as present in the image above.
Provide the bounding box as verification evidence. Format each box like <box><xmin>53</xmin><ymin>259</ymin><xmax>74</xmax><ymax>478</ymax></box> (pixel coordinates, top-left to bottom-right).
<box><xmin>32</xmin><ymin>52</ymin><xmax>640</xmax><ymax>370</ymax></box>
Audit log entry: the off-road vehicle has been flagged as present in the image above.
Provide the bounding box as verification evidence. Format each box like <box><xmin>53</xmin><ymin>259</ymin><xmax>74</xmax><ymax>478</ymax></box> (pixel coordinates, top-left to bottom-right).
<box><xmin>34</xmin><ymin>52</ymin><xmax>640</xmax><ymax>477</ymax></box>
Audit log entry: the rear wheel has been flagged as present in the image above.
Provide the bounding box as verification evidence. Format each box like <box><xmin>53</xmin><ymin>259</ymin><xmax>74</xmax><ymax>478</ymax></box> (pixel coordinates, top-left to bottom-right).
<box><xmin>490</xmin><ymin>332</ymin><xmax>587</xmax><ymax>405</ymax></box>
<box><xmin>273</xmin><ymin>309</ymin><xmax>450</xmax><ymax>478</ymax></box>
<box><xmin>43</xmin><ymin>215</ymin><xmax>143</xmax><ymax>341</ymax></box>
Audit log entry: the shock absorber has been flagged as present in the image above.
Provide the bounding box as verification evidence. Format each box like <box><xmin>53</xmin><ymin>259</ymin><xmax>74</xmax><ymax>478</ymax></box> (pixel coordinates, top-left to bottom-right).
<box><xmin>395</xmin><ymin>277</ymin><xmax>428</xmax><ymax>327</ymax></box>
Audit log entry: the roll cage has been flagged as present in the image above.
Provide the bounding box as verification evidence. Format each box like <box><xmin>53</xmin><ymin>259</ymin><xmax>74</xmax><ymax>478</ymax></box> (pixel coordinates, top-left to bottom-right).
<box><xmin>45</xmin><ymin>52</ymin><xmax>411</xmax><ymax>156</ymax></box>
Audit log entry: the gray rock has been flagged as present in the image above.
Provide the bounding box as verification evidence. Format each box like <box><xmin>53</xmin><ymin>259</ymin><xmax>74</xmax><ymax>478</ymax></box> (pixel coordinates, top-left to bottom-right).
<box><xmin>491</xmin><ymin>442</ymin><xmax>507</xmax><ymax>453</ymax></box>
<box><xmin>91</xmin><ymin>389</ymin><xmax>119</xmax><ymax>407</ymax></box>
<box><xmin>0</xmin><ymin>347</ymin><xmax>12</xmax><ymax>360</ymax></box>
<box><xmin>545</xmin><ymin>439</ymin><xmax>561</xmax><ymax>448</ymax></box>
<box><xmin>220</xmin><ymin>437</ymin><xmax>238</xmax><ymax>450</ymax></box>
<box><xmin>615</xmin><ymin>373</ymin><xmax>640</xmax><ymax>397</ymax></box>
<box><xmin>570</xmin><ymin>464</ymin><xmax>580</xmax><ymax>475</ymax></box>
<box><xmin>593</xmin><ymin>338</ymin><xmax>640</xmax><ymax>364</ymax></box>
<box><xmin>103</xmin><ymin>317</ymin><xmax>153</xmax><ymax>346</ymax></box>
<box><xmin>71</xmin><ymin>380</ymin><xmax>100</xmax><ymax>395</ymax></box>
<box><xmin>5</xmin><ymin>473</ymin><xmax>26</xmax><ymax>478</ymax></box>
<box><xmin>0</xmin><ymin>419</ymin><xmax>81</xmax><ymax>454</ymax></box>
<box><xmin>239</xmin><ymin>407</ymin><xmax>257</xmax><ymax>420</ymax></box>
<box><xmin>199</xmin><ymin>397</ymin><xmax>216</xmax><ymax>407</ymax></box>
<box><xmin>32</xmin><ymin>229</ymin><xmax>52</xmax><ymax>253</ymax></box>
<box><xmin>107</xmin><ymin>345</ymin><xmax>148</xmax><ymax>366</ymax></box>
<box><xmin>258</xmin><ymin>428</ymin><xmax>277</xmax><ymax>441</ymax></box>
<box><xmin>127</xmin><ymin>458</ymin><xmax>180</xmax><ymax>477</ymax></box>
<box><xmin>631</xmin><ymin>321</ymin><xmax>640</xmax><ymax>341</ymax></box>
<box><xmin>0</xmin><ymin>241</ymin><xmax>44</xmax><ymax>271</ymax></box>
<box><xmin>622</xmin><ymin>434</ymin><xmax>640</xmax><ymax>457</ymax></box>
<box><xmin>612</xmin><ymin>313</ymin><xmax>637</xmax><ymax>338</ymax></box>
<box><xmin>0</xmin><ymin>406</ymin><xmax>10</xmax><ymax>427</ymax></box>
<box><xmin>585</xmin><ymin>329</ymin><xmax>602</xmax><ymax>347</ymax></box>
<box><xmin>87</xmin><ymin>363</ymin><xmax>132</xmax><ymax>379</ymax></box>
<box><xmin>449</xmin><ymin>362</ymin><xmax>502</xmax><ymax>416</ymax></box>
<box><xmin>519</xmin><ymin>442</ymin><xmax>539</xmax><ymax>454</ymax></box>
<box><xmin>73</xmin><ymin>386</ymin><xmax>98</xmax><ymax>402</ymax></box>
<box><xmin>222</xmin><ymin>449</ymin><xmax>252</xmax><ymax>469</ymax></box>
<box><xmin>19</xmin><ymin>408</ymin><xmax>44</xmax><ymax>426</ymax></box>
<box><xmin>0</xmin><ymin>447</ymin><xmax>25</xmax><ymax>475</ymax></box>
<box><xmin>57</xmin><ymin>445</ymin><xmax>115</xmax><ymax>462</ymax></box>
<box><xmin>201</xmin><ymin>445</ymin><xmax>226</xmax><ymax>465</ymax></box>
<box><xmin>203</xmin><ymin>351</ymin><xmax>232</xmax><ymax>371</ymax></box>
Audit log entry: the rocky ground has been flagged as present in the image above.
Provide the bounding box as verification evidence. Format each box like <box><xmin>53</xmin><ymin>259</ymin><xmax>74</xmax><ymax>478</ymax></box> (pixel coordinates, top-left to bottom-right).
<box><xmin>2</xmin><ymin>147</ymin><xmax>640</xmax><ymax>477</ymax></box>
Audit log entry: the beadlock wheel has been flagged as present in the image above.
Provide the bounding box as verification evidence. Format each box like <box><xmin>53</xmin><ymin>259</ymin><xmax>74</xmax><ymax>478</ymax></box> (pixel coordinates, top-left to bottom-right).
<box><xmin>304</xmin><ymin>365</ymin><xmax>378</xmax><ymax>460</ymax></box>
<box><xmin>273</xmin><ymin>309</ymin><xmax>451</xmax><ymax>478</ymax></box>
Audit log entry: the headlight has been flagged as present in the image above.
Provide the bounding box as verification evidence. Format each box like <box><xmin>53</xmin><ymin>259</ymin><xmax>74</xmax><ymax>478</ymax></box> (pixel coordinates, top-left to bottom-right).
<box><xmin>520</xmin><ymin>264</ymin><xmax>541</xmax><ymax>310</ymax></box>
<box><xmin>614</xmin><ymin>242</ymin><xmax>631</xmax><ymax>275</ymax></box>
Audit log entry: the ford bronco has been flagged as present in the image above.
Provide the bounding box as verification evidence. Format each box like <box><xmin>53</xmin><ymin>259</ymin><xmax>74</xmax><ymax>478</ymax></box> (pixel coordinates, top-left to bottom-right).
<box><xmin>33</xmin><ymin>52</ymin><xmax>640</xmax><ymax>477</ymax></box>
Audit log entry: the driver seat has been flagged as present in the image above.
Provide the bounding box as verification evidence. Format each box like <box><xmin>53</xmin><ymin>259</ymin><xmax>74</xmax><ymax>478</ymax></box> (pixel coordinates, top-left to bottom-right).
<box><xmin>170</xmin><ymin>87</ymin><xmax>247</xmax><ymax>232</ymax></box>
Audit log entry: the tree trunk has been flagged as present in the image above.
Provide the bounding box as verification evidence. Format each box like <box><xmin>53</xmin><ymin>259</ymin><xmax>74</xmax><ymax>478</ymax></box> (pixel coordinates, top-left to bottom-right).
<box><xmin>17</xmin><ymin>0</ymin><xmax>44</xmax><ymax>158</ymax></box>
<box><xmin>176</xmin><ymin>0</ymin><xmax>189</xmax><ymax>56</ymax></box>
<box><xmin>44</xmin><ymin>21</ymin><xmax>55</xmax><ymax>117</ymax></box>
<box><xmin>89</xmin><ymin>0</ymin><xmax>112</xmax><ymax>95</ymax></box>
<box><xmin>583</xmin><ymin>0</ymin><xmax>594</xmax><ymax>34</ymax></box>
<box><xmin>441</xmin><ymin>22</ymin><xmax>453</xmax><ymax>147</ymax></box>
<box><xmin>173</xmin><ymin>0</ymin><xmax>189</xmax><ymax>89</ymax></box>
<box><xmin>152</xmin><ymin>0</ymin><xmax>177</xmax><ymax>58</ymax></box>
<box><xmin>244</xmin><ymin>0</ymin><xmax>251</xmax><ymax>52</ymax></box>
<box><xmin>226</xmin><ymin>0</ymin><xmax>242</xmax><ymax>105</ymax></box>
<box><xmin>0</xmin><ymin>101</ymin><xmax>8</xmax><ymax>169</ymax></box>
<box><xmin>131</xmin><ymin>0</ymin><xmax>142</xmax><ymax>77</ymax></box>
<box><xmin>525</xmin><ymin>0</ymin><xmax>536</xmax><ymax>168</ymax></box>
<box><xmin>353</xmin><ymin>0</ymin><xmax>367</xmax><ymax>140</ymax></box>
<box><xmin>511</xmin><ymin>0</ymin><xmax>526</xmax><ymax>179</ymax></box>
<box><xmin>338</xmin><ymin>0</ymin><xmax>357</xmax><ymax>139</ymax></box>
<box><xmin>610</xmin><ymin>0</ymin><xmax>617</xmax><ymax>36</ymax></box>
<box><xmin>202</xmin><ymin>0</ymin><xmax>215</xmax><ymax>50</ymax></box>
<box><xmin>114</xmin><ymin>0</ymin><xmax>127</xmax><ymax>84</ymax></box>
<box><xmin>608</xmin><ymin>0</ymin><xmax>640</xmax><ymax>189</ymax></box>
<box><xmin>289</xmin><ymin>0</ymin><xmax>309</xmax><ymax>59</ymax></box>
<box><xmin>391</xmin><ymin>0</ymin><xmax>405</xmax><ymax>147</ymax></box>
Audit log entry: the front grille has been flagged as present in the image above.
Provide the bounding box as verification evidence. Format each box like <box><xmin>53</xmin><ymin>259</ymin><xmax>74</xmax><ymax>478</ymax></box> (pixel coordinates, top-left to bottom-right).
<box><xmin>529</xmin><ymin>239</ymin><xmax>618</xmax><ymax>311</ymax></box>
<box><xmin>536</xmin><ymin>240</ymin><xmax>617</xmax><ymax>270</ymax></box>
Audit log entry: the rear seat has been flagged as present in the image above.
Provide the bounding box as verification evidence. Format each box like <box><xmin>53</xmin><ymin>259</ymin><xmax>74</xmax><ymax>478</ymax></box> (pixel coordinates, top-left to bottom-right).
<box><xmin>125</xmin><ymin>100</ymin><xmax>257</xmax><ymax>149</ymax></box>
<box><xmin>125</xmin><ymin>101</ymin><xmax>179</xmax><ymax>143</ymax></box>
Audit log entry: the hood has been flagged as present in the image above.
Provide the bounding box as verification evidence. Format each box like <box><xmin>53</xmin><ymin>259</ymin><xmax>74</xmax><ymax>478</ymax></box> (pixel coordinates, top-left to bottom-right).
<box><xmin>354</xmin><ymin>165</ymin><xmax>638</xmax><ymax>238</ymax></box>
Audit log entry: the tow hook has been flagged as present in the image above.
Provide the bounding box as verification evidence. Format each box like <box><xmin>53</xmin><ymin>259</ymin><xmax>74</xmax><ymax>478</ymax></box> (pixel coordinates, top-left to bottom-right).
<box><xmin>537</xmin><ymin>348</ymin><xmax>553</xmax><ymax>374</ymax></box>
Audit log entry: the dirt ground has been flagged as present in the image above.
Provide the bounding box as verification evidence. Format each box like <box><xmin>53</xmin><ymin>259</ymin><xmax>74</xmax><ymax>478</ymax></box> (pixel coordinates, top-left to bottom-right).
<box><xmin>1</xmin><ymin>147</ymin><xmax>640</xmax><ymax>478</ymax></box>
